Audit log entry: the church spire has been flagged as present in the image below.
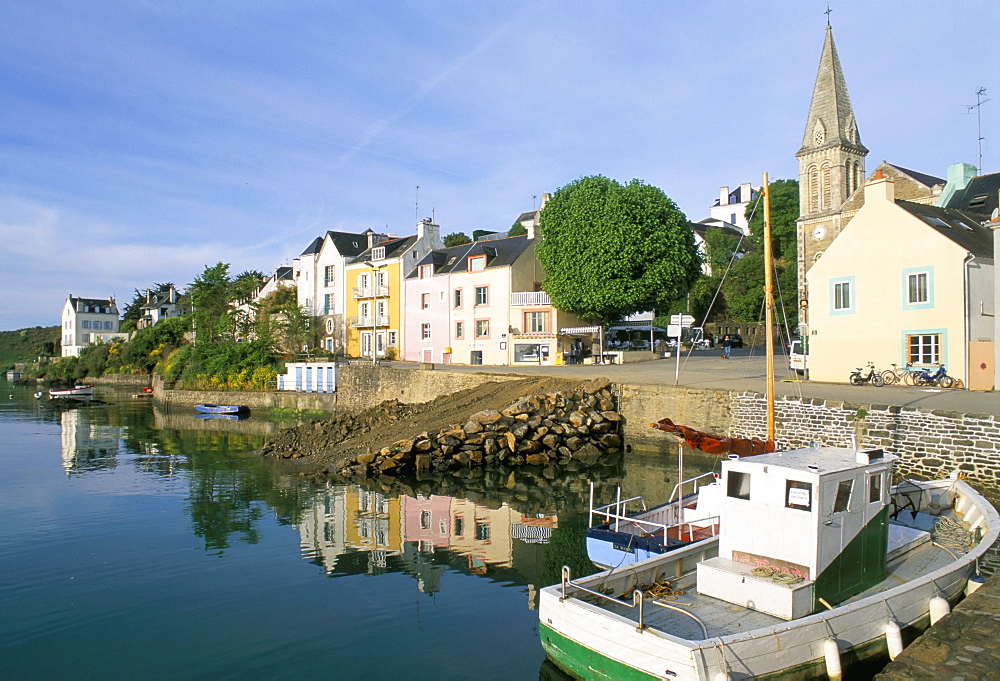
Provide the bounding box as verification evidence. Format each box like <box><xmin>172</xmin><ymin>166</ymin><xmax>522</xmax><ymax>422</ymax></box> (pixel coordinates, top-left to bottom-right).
<box><xmin>797</xmin><ymin>25</ymin><xmax>867</xmax><ymax>158</ymax></box>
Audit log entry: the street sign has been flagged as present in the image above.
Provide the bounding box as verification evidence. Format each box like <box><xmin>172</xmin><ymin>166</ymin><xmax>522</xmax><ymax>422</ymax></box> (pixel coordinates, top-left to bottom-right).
<box><xmin>667</xmin><ymin>324</ymin><xmax>681</xmax><ymax>338</ymax></box>
<box><xmin>670</xmin><ymin>314</ymin><xmax>695</xmax><ymax>327</ymax></box>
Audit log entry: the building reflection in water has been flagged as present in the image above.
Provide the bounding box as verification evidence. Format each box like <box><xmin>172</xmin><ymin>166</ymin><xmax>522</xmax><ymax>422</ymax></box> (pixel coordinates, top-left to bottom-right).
<box><xmin>60</xmin><ymin>408</ymin><xmax>123</xmax><ymax>475</ymax></box>
<box><xmin>297</xmin><ymin>482</ymin><xmax>558</xmax><ymax>604</ymax></box>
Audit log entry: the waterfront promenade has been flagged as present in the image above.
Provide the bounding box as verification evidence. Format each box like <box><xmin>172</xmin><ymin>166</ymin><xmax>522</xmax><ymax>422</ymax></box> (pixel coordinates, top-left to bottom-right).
<box><xmin>385</xmin><ymin>347</ymin><xmax>1000</xmax><ymax>418</ymax></box>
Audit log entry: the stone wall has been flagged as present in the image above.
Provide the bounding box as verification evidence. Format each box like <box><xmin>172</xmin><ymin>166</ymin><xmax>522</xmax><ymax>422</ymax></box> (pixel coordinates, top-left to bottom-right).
<box><xmin>729</xmin><ymin>392</ymin><xmax>1000</xmax><ymax>487</ymax></box>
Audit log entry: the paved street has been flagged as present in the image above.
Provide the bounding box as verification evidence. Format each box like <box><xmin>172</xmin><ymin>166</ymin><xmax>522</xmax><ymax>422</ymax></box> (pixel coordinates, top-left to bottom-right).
<box><xmin>387</xmin><ymin>347</ymin><xmax>1000</xmax><ymax>417</ymax></box>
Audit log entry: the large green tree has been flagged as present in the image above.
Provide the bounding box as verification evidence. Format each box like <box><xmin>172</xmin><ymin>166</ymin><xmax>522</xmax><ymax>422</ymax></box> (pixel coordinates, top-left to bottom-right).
<box><xmin>536</xmin><ymin>176</ymin><xmax>701</xmax><ymax>325</ymax></box>
<box><xmin>443</xmin><ymin>232</ymin><xmax>472</xmax><ymax>247</ymax></box>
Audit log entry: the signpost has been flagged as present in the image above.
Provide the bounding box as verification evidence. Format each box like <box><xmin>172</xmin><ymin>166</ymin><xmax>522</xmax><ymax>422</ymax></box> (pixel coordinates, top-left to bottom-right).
<box><xmin>669</xmin><ymin>315</ymin><xmax>696</xmax><ymax>385</ymax></box>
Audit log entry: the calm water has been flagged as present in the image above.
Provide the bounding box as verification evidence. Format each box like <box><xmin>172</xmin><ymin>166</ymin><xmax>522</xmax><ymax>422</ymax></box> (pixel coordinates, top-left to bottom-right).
<box><xmin>2</xmin><ymin>381</ymin><xmax>656</xmax><ymax>680</ymax></box>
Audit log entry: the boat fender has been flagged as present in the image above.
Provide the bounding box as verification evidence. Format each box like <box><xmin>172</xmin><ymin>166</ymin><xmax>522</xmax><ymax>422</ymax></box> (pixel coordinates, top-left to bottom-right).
<box><xmin>929</xmin><ymin>595</ymin><xmax>950</xmax><ymax>625</ymax></box>
<box><xmin>965</xmin><ymin>574</ymin><xmax>985</xmax><ymax>596</ymax></box>
<box><xmin>823</xmin><ymin>639</ymin><xmax>842</xmax><ymax>680</ymax></box>
<box><xmin>885</xmin><ymin>621</ymin><xmax>904</xmax><ymax>660</ymax></box>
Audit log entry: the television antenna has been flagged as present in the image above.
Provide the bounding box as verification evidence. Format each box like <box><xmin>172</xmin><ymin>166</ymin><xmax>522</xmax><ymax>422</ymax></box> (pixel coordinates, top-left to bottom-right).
<box><xmin>965</xmin><ymin>87</ymin><xmax>990</xmax><ymax>173</ymax></box>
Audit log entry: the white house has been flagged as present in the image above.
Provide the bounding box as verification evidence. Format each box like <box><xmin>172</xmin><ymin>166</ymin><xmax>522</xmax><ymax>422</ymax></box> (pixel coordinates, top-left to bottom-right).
<box><xmin>806</xmin><ymin>172</ymin><xmax>994</xmax><ymax>388</ymax></box>
<box><xmin>137</xmin><ymin>285</ymin><xmax>187</xmax><ymax>329</ymax></box>
<box><xmin>60</xmin><ymin>295</ymin><xmax>128</xmax><ymax>357</ymax></box>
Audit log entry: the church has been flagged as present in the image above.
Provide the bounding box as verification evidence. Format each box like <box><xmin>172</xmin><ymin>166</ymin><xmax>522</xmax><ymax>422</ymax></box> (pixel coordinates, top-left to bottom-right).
<box><xmin>795</xmin><ymin>23</ymin><xmax>998</xmax><ymax>389</ymax></box>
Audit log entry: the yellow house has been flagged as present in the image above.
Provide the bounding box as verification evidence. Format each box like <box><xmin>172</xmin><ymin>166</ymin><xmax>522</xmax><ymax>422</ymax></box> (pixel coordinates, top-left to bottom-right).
<box><xmin>806</xmin><ymin>172</ymin><xmax>994</xmax><ymax>388</ymax></box>
<box><xmin>345</xmin><ymin>219</ymin><xmax>442</xmax><ymax>359</ymax></box>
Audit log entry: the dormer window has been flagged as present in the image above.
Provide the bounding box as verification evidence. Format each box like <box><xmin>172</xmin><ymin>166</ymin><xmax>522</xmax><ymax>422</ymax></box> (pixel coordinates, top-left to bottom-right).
<box><xmin>419</xmin><ymin>264</ymin><xmax>433</xmax><ymax>279</ymax></box>
<box><xmin>469</xmin><ymin>256</ymin><xmax>486</xmax><ymax>271</ymax></box>
<box><xmin>372</xmin><ymin>247</ymin><xmax>386</xmax><ymax>261</ymax></box>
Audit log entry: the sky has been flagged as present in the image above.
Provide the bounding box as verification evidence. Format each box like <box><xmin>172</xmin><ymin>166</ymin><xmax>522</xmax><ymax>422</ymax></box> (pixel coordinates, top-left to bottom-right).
<box><xmin>1</xmin><ymin>1</ymin><xmax>997</xmax><ymax>331</ymax></box>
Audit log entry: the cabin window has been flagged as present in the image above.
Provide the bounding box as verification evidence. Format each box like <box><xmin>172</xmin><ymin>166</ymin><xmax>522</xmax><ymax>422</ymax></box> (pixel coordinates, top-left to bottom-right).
<box><xmin>727</xmin><ymin>472</ymin><xmax>751</xmax><ymax>500</ymax></box>
<box><xmin>869</xmin><ymin>473</ymin><xmax>883</xmax><ymax>503</ymax></box>
<box><xmin>785</xmin><ymin>480</ymin><xmax>812</xmax><ymax>511</ymax></box>
<box><xmin>832</xmin><ymin>479</ymin><xmax>853</xmax><ymax>513</ymax></box>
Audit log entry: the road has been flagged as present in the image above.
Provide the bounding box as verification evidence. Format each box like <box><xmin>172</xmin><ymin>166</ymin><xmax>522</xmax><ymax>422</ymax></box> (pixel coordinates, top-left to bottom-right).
<box><xmin>385</xmin><ymin>347</ymin><xmax>1000</xmax><ymax>417</ymax></box>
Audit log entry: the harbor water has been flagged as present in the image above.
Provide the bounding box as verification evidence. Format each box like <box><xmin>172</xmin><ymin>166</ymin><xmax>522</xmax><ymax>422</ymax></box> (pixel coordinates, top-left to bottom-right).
<box><xmin>4</xmin><ymin>380</ymin><xmax>999</xmax><ymax>680</ymax></box>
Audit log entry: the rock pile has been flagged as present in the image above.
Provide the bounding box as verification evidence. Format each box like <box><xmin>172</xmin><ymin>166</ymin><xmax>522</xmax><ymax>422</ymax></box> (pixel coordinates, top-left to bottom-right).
<box><xmin>337</xmin><ymin>377</ymin><xmax>622</xmax><ymax>478</ymax></box>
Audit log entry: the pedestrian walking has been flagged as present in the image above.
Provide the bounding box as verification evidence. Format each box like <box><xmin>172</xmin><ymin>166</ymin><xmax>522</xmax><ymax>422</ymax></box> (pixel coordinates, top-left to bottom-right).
<box><xmin>722</xmin><ymin>335</ymin><xmax>732</xmax><ymax>360</ymax></box>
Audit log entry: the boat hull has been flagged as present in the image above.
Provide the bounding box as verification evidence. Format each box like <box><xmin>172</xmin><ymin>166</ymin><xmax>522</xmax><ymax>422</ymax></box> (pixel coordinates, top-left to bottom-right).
<box><xmin>193</xmin><ymin>404</ymin><xmax>247</xmax><ymax>415</ymax></box>
<box><xmin>539</xmin><ymin>478</ymin><xmax>998</xmax><ymax>680</ymax></box>
<box><xmin>49</xmin><ymin>385</ymin><xmax>95</xmax><ymax>398</ymax></box>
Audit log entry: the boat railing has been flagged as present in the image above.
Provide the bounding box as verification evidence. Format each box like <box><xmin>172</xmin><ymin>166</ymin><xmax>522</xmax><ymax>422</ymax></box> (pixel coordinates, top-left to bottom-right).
<box><xmin>560</xmin><ymin>566</ymin><xmax>649</xmax><ymax>630</ymax></box>
<box><xmin>667</xmin><ymin>471</ymin><xmax>718</xmax><ymax>504</ymax></box>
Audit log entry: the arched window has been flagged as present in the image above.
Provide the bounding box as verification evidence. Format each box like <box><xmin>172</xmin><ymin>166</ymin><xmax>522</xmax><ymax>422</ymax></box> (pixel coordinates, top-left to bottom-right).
<box><xmin>821</xmin><ymin>162</ymin><xmax>833</xmax><ymax>210</ymax></box>
<box><xmin>809</xmin><ymin>165</ymin><xmax>820</xmax><ymax>212</ymax></box>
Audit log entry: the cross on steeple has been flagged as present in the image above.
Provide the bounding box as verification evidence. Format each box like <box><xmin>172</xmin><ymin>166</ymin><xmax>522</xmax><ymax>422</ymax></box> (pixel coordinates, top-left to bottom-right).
<box><xmin>825</xmin><ymin>4</ymin><xmax>832</xmax><ymax>26</ymax></box>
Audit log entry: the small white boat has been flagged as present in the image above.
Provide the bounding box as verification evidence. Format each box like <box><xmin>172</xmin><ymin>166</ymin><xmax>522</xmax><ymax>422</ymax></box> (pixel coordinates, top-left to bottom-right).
<box><xmin>586</xmin><ymin>473</ymin><xmax>722</xmax><ymax>570</ymax></box>
<box><xmin>539</xmin><ymin>446</ymin><xmax>999</xmax><ymax>680</ymax></box>
<box><xmin>49</xmin><ymin>385</ymin><xmax>95</xmax><ymax>398</ymax></box>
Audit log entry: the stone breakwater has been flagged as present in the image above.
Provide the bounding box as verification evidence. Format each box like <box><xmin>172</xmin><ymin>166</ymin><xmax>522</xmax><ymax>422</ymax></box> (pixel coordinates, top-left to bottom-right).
<box><xmin>336</xmin><ymin>378</ymin><xmax>622</xmax><ymax>478</ymax></box>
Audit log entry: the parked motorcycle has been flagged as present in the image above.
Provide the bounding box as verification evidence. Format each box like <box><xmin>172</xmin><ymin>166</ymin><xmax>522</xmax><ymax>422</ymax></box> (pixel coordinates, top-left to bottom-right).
<box><xmin>849</xmin><ymin>362</ymin><xmax>884</xmax><ymax>387</ymax></box>
<box><xmin>911</xmin><ymin>364</ymin><xmax>955</xmax><ymax>388</ymax></box>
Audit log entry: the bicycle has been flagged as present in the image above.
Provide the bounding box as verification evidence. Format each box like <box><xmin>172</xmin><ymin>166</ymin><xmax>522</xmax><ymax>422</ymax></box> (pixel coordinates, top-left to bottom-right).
<box><xmin>880</xmin><ymin>363</ymin><xmax>915</xmax><ymax>386</ymax></box>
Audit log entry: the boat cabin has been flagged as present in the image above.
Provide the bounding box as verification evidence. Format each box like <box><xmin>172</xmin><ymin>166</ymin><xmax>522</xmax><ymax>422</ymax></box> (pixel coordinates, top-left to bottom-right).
<box><xmin>697</xmin><ymin>447</ymin><xmax>899</xmax><ymax>619</ymax></box>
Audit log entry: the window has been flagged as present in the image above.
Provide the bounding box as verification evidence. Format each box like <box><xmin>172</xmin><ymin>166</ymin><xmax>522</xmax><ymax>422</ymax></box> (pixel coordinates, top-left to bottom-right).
<box><xmin>475</xmin><ymin>286</ymin><xmax>488</xmax><ymax>306</ymax></box>
<box><xmin>869</xmin><ymin>473</ymin><xmax>883</xmax><ymax>503</ymax></box>
<box><xmin>514</xmin><ymin>343</ymin><xmax>542</xmax><ymax>362</ymax></box>
<box><xmin>420</xmin><ymin>511</ymin><xmax>431</xmax><ymax>530</ymax></box>
<box><xmin>832</xmin><ymin>278</ymin><xmax>853</xmax><ymax>313</ymax></box>
<box><xmin>81</xmin><ymin>320</ymin><xmax>91</xmax><ymax>329</ymax></box>
<box><xmin>454</xmin><ymin>289</ymin><xmax>463</xmax><ymax>308</ymax></box>
<box><xmin>785</xmin><ymin>480</ymin><xmax>813</xmax><ymax>512</ymax></box>
<box><xmin>361</xmin><ymin>332</ymin><xmax>372</xmax><ymax>356</ymax></box>
<box><xmin>324</xmin><ymin>293</ymin><xmax>335</xmax><ymax>315</ymax></box>
<box><xmin>454</xmin><ymin>516</ymin><xmax>464</xmax><ymax>536</ymax></box>
<box><xmin>832</xmin><ymin>479</ymin><xmax>853</xmax><ymax>513</ymax></box>
<box><xmin>727</xmin><ymin>471</ymin><xmax>751</xmax><ymax>500</ymax></box>
<box><xmin>524</xmin><ymin>311</ymin><xmax>550</xmax><ymax>333</ymax></box>
<box><xmin>420</xmin><ymin>292</ymin><xmax>430</xmax><ymax>309</ymax></box>
<box><xmin>455</xmin><ymin>321</ymin><xmax>464</xmax><ymax>339</ymax></box>
<box><xmin>419</xmin><ymin>264</ymin><xmax>433</xmax><ymax>279</ymax></box>
<box><xmin>372</xmin><ymin>246</ymin><xmax>386</xmax><ymax>261</ymax></box>
<box><xmin>469</xmin><ymin>256</ymin><xmax>486</xmax><ymax>271</ymax></box>
<box><xmin>104</xmin><ymin>321</ymin><xmax>114</xmax><ymax>330</ymax></box>
<box><xmin>81</xmin><ymin>333</ymin><xmax>90</xmax><ymax>342</ymax></box>
<box><xmin>360</xmin><ymin>301</ymin><xmax>370</xmax><ymax>318</ymax></box>
<box><xmin>387</xmin><ymin>331</ymin><xmax>397</xmax><ymax>347</ymax></box>
<box><xmin>904</xmin><ymin>268</ymin><xmax>933</xmax><ymax>308</ymax></box>
<box><xmin>421</xmin><ymin>323</ymin><xmax>431</xmax><ymax>340</ymax></box>
<box><xmin>907</xmin><ymin>333</ymin><xmax>941</xmax><ymax>365</ymax></box>
<box><xmin>475</xmin><ymin>522</ymin><xmax>490</xmax><ymax>541</ymax></box>
<box><xmin>475</xmin><ymin>319</ymin><xmax>490</xmax><ymax>337</ymax></box>
<box><xmin>324</xmin><ymin>265</ymin><xmax>336</xmax><ymax>286</ymax></box>
<box><xmin>908</xmin><ymin>272</ymin><xmax>927</xmax><ymax>304</ymax></box>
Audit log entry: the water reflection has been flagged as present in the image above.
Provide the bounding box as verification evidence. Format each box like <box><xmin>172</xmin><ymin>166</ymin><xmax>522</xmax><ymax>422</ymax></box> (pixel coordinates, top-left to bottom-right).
<box><xmin>60</xmin><ymin>408</ymin><xmax>123</xmax><ymax>474</ymax></box>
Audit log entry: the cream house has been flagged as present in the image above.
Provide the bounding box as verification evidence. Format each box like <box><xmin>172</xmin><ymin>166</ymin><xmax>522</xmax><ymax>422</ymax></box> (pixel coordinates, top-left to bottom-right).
<box><xmin>60</xmin><ymin>295</ymin><xmax>128</xmax><ymax>357</ymax></box>
<box><xmin>806</xmin><ymin>172</ymin><xmax>994</xmax><ymax>388</ymax></box>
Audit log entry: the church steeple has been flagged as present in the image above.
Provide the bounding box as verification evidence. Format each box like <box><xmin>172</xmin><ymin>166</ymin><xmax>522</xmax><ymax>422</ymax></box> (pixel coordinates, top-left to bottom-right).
<box><xmin>796</xmin><ymin>25</ymin><xmax>868</xmax><ymax>216</ymax></box>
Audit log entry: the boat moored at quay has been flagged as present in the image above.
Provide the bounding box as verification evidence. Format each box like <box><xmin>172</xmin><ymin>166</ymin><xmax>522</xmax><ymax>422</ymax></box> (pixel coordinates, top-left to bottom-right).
<box><xmin>539</xmin><ymin>446</ymin><xmax>998</xmax><ymax>680</ymax></box>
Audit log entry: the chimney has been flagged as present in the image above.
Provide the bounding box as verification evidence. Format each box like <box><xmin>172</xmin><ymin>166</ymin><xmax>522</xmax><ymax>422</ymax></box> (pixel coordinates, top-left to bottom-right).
<box><xmin>169</xmin><ymin>286</ymin><xmax>176</xmax><ymax>304</ymax></box>
<box><xmin>417</xmin><ymin>218</ymin><xmax>442</xmax><ymax>248</ymax></box>
<box><xmin>720</xmin><ymin>186</ymin><xmax>730</xmax><ymax>205</ymax></box>
<box><xmin>864</xmin><ymin>169</ymin><xmax>895</xmax><ymax>204</ymax></box>
<box><xmin>740</xmin><ymin>183</ymin><xmax>752</xmax><ymax>203</ymax></box>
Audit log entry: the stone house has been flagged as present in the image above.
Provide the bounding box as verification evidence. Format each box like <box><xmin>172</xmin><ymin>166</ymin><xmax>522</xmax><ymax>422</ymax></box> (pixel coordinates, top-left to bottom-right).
<box><xmin>806</xmin><ymin>172</ymin><xmax>994</xmax><ymax>387</ymax></box>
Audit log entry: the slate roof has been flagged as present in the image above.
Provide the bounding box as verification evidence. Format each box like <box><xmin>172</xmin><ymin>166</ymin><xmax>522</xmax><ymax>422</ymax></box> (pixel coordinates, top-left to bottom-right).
<box><xmin>694</xmin><ymin>219</ymin><xmax>745</xmax><ymax>240</ymax></box>
<box><xmin>405</xmin><ymin>235</ymin><xmax>534</xmax><ymax>279</ymax></box>
<box><xmin>351</xmin><ymin>235</ymin><xmax>418</xmax><ymax>264</ymax></box>
<box><xmin>941</xmin><ymin>172</ymin><xmax>1000</xmax><ymax>219</ymax></box>
<box><xmin>299</xmin><ymin>230</ymin><xmax>380</xmax><ymax>257</ymax></box>
<box><xmin>885</xmin><ymin>164</ymin><xmax>945</xmax><ymax>190</ymax></box>
<box><xmin>68</xmin><ymin>296</ymin><xmax>117</xmax><ymax>312</ymax></box>
<box><xmin>896</xmin><ymin>200</ymin><xmax>993</xmax><ymax>258</ymax></box>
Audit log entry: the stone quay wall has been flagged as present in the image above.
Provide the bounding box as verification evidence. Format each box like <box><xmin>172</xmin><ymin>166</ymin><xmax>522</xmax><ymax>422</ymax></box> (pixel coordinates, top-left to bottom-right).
<box><xmin>730</xmin><ymin>393</ymin><xmax>1000</xmax><ymax>487</ymax></box>
<box><xmin>336</xmin><ymin>378</ymin><xmax>622</xmax><ymax>478</ymax></box>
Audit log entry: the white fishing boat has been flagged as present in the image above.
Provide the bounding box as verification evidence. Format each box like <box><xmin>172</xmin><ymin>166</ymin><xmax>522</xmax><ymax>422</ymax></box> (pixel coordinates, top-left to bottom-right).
<box><xmin>48</xmin><ymin>384</ymin><xmax>95</xmax><ymax>398</ymax></box>
<box><xmin>586</xmin><ymin>473</ymin><xmax>722</xmax><ymax>570</ymax></box>
<box><xmin>540</xmin><ymin>447</ymin><xmax>998</xmax><ymax>680</ymax></box>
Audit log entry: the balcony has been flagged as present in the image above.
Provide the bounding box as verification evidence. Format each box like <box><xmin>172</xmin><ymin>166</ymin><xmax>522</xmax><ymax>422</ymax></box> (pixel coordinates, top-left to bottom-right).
<box><xmin>353</xmin><ymin>284</ymin><xmax>390</xmax><ymax>299</ymax></box>
<box><xmin>510</xmin><ymin>291</ymin><xmax>550</xmax><ymax>306</ymax></box>
<box><xmin>349</xmin><ymin>315</ymin><xmax>390</xmax><ymax>328</ymax></box>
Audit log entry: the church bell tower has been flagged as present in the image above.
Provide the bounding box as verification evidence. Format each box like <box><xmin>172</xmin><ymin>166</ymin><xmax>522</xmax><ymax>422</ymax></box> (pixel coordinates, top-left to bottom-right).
<box><xmin>796</xmin><ymin>24</ymin><xmax>868</xmax><ymax>329</ymax></box>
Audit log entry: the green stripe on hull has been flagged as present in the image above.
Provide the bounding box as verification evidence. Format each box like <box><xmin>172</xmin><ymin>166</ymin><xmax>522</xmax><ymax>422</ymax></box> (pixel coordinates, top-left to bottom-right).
<box><xmin>538</xmin><ymin>623</ymin><xmax>659</xmax><ymax>681</ymax></box>
<box><xmin>814</xmin><ymin>506</ymin><xmax>890</xmax><ymax>608</ymax></box>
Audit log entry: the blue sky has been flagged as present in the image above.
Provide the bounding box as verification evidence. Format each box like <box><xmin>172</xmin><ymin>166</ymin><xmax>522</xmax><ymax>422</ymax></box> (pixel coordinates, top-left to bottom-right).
<box><xmin>1</xmin><ymin>1</ymin><xmax>997</xmax><ymax>330</ymax></box>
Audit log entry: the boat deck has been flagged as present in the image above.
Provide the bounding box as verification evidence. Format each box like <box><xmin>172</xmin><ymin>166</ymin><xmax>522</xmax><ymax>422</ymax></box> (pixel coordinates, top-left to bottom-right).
<box><xmin>580</xmin><ymin>515</ymin><xmax>970</xmax><ymax>641</ymax></box>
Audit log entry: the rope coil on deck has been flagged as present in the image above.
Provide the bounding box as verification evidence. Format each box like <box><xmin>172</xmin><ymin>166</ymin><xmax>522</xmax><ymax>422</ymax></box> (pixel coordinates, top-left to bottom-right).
<box><xmin>751</xmin><ymin>566</ymin><xmax>804</xmax><ymax>584</ymax></box>
<box><xmin>933</xmin><ymin>516</ymin><xmax>971</xmax><ymax>551</ymax></box>
<box><xmin>632</xmin><ymin>579</ymin><xmax>685</xmax><ymax>601</ymax></box>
